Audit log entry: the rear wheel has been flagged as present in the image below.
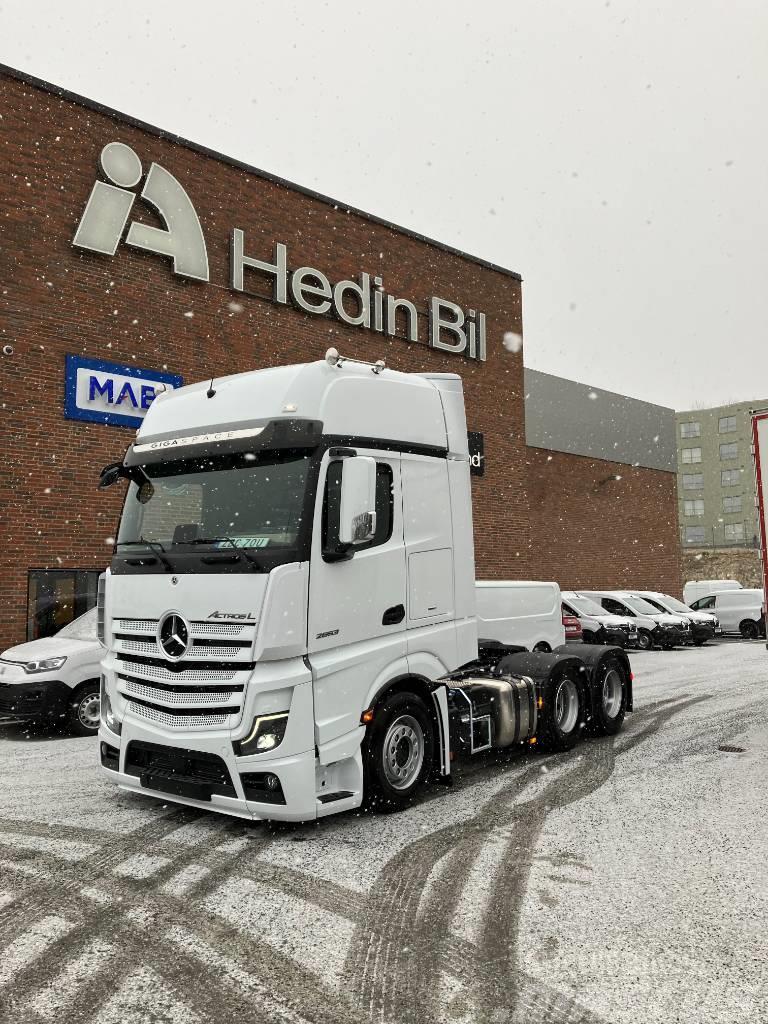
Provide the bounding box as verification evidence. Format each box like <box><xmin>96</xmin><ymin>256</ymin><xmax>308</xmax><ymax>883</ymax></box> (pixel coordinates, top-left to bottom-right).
<box><xmin>740</xmin><ymin>619</ymin><xmax>759</xmax><ymax>640</ymax></box>
<box><xmin>363</xmin><ymin>692</ymin><xmax>434</xmax><ymax>812</ymax></box>
<box><xmin>533</xmin><ymin>642</ymin><xmax>552</xmax><ymax>653</ymax></box>
<box><xmin>66</xmin><ymin>682</ymin><xmax>101</xmax><ymax>736</ymax></box>
<box><xmin>590</xmin><ymin>655</ymin><xmax>627</xmax><ymax>735</ymax></box>
<box><xmin>538</xmin><ymin>670</ymin><xmax>583</xmax><ymax>752</ymax></box>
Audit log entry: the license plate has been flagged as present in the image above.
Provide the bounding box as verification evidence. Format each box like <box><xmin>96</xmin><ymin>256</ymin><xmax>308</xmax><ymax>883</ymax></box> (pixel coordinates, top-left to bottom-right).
<box><xmin>715</xmin><ymin>627</ymin><xmax>722</xmax><ymax>634</ymax></box>
<box><xmin>140</xmin><ymin>771</ymin><xmax>212</xmax><ymax>801</ymax></box>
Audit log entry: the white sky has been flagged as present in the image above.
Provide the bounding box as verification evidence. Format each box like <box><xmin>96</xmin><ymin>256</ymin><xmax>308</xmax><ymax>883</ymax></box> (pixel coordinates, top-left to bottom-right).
<box><xmin>2</xmin><ymin>0</ymin><xmax>766</xmax><ymax>410</ymax></box>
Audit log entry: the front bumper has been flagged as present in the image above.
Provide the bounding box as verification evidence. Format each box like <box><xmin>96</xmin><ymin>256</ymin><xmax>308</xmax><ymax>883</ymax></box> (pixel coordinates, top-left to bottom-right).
<box><xmin>690</xmin><ymin>622</ymin><xmax>715</xmax><ymax>643</ymax></box>
<box><xmin>653</xmin><ymin>626</ymin><xmax>688</xmax><ymax>646</ymax></box>
<box><xmin>98</xmin><ymin>719</ymin><xmax>361</xmax><ymax>823</ymax></box>
<box><xmin>0</xmin><ymin>678</ymin><xmax>71</xmax><ymax>720</ymax></box>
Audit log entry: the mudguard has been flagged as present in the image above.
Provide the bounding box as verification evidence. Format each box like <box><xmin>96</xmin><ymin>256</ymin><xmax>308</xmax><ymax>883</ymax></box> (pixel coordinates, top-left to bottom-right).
<box><xmin>561</xmin><ymin>642</ymin><xmax>633</xmax><ymax>713</ymax></box>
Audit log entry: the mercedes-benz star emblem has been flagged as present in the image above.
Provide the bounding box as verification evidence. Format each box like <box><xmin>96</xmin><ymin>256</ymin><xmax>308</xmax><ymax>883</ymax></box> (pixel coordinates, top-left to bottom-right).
<box><xmin>158</xmin><ymin>612</ymin><xmax>190</xmax><ymax>660</ymax></box>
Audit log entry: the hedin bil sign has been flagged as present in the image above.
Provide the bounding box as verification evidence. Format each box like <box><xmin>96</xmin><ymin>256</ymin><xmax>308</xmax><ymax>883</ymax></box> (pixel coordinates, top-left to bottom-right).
<box><xmin>72</xmin><ymin>142</ymin><xmax>488</xmax><ymax>361</ymax></box>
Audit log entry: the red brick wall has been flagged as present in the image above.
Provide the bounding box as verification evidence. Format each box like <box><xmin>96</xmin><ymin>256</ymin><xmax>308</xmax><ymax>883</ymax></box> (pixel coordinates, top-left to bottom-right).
<box><xmin>0</xmin><ymin>69</ymin><xmax>681</xmax><ymax>649</ymax></box>
<box><xmin>525</xmin><ymin>448</ymin><xmax>683</xmax><ymax>597</ymax></box>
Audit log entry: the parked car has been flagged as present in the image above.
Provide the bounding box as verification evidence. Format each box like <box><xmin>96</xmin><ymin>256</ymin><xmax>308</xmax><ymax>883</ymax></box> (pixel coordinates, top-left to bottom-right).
<box><xmin>562</xmin><ymin>607</ymin><xmax>583</xmax><ymax>641</ymax></box>
<box><xmin>635</xmin><ymin>591</ymin><xmax>719</xmax><ymax>646</ymax></box>
<box><xmin>579</xmin><ymin>591</ymin><xmax>690</xmax><ymax>650</ymax></box>
<box><xmin>689</xmin><ymin>589</ymin><xmax>765</xmax><ymax>639</ymax></box>
<box><xmin>475</xmin><ymin>580</ymin><xmax>565</xmax><ymax>652</ymax></box>
<box><xmin>561</xmin><ymin>591</ymin><xmax>638</xmax><ymax>648</ymax></box>
<box><xmin>0</xmin><ymin>607</ymin><xmax>102</xmax><ymax>734</ymax></box>
<box><xmin>683</xmin><ymin>579</ymin><xmax>742</xmax><ymax>605</ymax></box>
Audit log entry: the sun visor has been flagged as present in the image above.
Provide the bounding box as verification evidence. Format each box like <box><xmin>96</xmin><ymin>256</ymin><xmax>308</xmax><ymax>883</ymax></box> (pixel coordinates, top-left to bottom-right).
<box><xmin>124</xmin><ymin>418</ymin><xmax>323</xmax><ymax>467</ymax></box>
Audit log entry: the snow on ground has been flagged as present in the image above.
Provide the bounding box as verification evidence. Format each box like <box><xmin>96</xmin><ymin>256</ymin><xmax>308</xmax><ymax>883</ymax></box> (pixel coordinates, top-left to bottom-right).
<box><xmin>0</xmin><ymin>640</ymin><xmax>765</xmax><ymax>1023</ymax></box>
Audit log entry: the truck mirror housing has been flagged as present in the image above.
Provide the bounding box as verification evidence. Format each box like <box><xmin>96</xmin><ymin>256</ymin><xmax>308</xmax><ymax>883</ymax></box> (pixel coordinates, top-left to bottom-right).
<box><xmin>338</xmin><ymin>456</ymin><xmax>377</xmax><ymax>546</ymax></box>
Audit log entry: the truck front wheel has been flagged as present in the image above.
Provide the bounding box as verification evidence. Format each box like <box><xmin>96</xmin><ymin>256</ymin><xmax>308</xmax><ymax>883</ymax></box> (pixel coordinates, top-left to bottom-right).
<box><xmin>67</xmin><ymin>681</ymin><xmax>101</xmax><ymax>736</ymax></box>
<box><xmin>363</xmin><ymin>692</ymin><xmax>434</xmax><ymax>813</ymax></box>
<box><xmin>538</xmin><ymin>670</ymin><xmax>583</xmax><ymax>752</ymax></box>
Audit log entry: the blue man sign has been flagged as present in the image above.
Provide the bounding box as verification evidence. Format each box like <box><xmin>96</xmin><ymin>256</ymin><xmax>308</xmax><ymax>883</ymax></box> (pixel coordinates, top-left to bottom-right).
<box><xmin>64</xmin><ymin>355</ymin><xmax>183</xmax><ymax>428</ymax></box>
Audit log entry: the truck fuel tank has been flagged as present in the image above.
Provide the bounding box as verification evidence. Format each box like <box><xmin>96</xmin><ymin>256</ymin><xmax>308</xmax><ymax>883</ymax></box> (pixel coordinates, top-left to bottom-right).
<box><xmin>447</xmin><ymin>674</ymin><xmax>537</xmax><ymax>754</ymax></box>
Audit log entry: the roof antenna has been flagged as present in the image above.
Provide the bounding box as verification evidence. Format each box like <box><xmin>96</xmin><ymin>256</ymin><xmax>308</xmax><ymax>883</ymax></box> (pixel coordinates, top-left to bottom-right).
<box><xmin>206</xmin><ymin>377</ymin><xmax>216</xmax><ymax>399</ymax></box>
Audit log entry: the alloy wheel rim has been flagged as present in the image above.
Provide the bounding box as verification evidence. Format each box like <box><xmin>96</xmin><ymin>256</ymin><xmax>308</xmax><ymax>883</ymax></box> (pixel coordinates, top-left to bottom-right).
<box><xmin>602</xmin><ymin>669</ymin><xmax>623</xmax><ymax>719</ymax></box>
<box><xmin>382</xmin><ymin>715</ymin><xmax>424</xmax><ymax>791</ymax></box>
<box><xmin>554</xmin><ymin>678</ymin><xmax>579</xmax><ymax>733</ymax></box>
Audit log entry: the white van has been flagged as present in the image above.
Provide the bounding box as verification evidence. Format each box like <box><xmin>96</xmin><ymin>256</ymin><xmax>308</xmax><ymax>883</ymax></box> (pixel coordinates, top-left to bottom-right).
<box><xmin>683</xmin><ymin>579</ymin><xmax>742</xmax><ymax>606</ymax></box>
<box><xmin>475</xmin><ymin>581</ymin><xmax>564</xmax><ymax>652</ymax></box>
<box><xmin>689</xmin><ymin>589</ymin><xmax>764</xmax><ymax>639</ymax></box>
<box><xmin>0</xmin><ymin>608</ymin><xmax>102</xmax><ymax>734</ymax></box>
<box><xmin>580</xmin><ymin>591</ymin><xmax>690</xmax><ymax>650</ymax></box>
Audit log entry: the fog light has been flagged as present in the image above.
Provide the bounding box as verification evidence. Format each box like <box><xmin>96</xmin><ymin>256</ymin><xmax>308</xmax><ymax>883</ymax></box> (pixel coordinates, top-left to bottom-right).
<box><xmin>264</xmin><ymin>773</ymin><xmax>280</xmax><ymax>791</ymax></box>
<box><xmin>233</xmin><ymin>712</ymin><xmax>289</xmax><ymax>756</ymax></box>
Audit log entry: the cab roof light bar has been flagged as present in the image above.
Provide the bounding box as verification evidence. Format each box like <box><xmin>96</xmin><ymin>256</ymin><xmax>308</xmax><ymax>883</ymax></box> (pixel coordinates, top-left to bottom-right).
<box><xmin>325</xmin><ymin>347</ymin><xmax>386</xmax><ymax>375</ymax></box>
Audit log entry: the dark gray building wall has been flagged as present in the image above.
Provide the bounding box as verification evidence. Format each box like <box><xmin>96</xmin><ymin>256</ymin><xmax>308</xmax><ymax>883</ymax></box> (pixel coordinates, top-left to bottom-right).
<box><xmin>524</xmin><ymin>368</ymin><xmax>676</xmax><ymax>472</ymax></box>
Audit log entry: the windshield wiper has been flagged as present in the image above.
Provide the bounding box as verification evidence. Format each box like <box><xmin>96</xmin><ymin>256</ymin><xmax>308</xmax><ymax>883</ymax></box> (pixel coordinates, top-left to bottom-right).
<box><xmin>184</xmin><ymin>536</ymin><xmax>259</xmax><ymax>567</ymax></box>
<box><xmin>117</xmin><ymin>537</ymin><xmax>173</xmax><ymax>571</ymax></box>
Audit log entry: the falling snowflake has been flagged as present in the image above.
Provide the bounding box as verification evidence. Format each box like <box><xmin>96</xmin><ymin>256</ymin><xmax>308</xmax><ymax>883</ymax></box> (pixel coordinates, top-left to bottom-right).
<box><xmin>503</xmin><ymin>331</ymin><xmax>522</xmax><ymax>353</ymax></box>
<box><xmin>227</xmin><ymin>301</ymin><xmax>243</xmax><ymax>313</ymax></box>
<box><xmin>588</xmin><ymin>391</ymin><xmax>598</xmax><ymax>400</ymax></box>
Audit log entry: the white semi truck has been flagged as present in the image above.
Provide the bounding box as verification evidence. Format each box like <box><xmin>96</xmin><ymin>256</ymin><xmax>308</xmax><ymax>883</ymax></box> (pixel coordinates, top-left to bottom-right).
<box><xmin>97</xmin><ymin>350</ymin><xmax>633</xmax><ymax>821</ymax></box>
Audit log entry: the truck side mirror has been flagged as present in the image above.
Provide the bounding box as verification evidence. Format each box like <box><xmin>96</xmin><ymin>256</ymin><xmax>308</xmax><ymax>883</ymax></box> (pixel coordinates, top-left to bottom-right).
<box><xmin>98</xmin><ymin>462</ymin><xmax>124</xmax><ymax>489</ymax></box>
<box><xmin>339</xmin><ymin>456</ymin><xmax>377</xmax><ymax>546</ymax></box>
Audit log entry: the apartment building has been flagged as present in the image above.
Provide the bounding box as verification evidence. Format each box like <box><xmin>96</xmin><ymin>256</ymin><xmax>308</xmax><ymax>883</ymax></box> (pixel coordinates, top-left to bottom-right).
<box><xmin>676</xmin><ymin>400</ymin><xmax>768</xmax><ymax>548</ymax></box>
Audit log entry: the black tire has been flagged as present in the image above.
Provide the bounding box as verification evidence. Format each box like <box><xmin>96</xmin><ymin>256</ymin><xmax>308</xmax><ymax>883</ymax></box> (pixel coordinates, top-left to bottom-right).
<box><xmin>590</xmin><ymin>655</ymin><xmax>628</xmax><ymax>736</ymax></box>
<box><xmin>66</xmin><ymin>681</ymin><xmax>101</xmax><ymax>736</ymax></box>
<box><xmin>693</xmin><ymin>638</ymin><xmax>707</xmax><ymax>647</ymax></box>
<box><xmin>363</xmin><ymin>692</ymin><xmax>434</xmax><ymax>813</ymax></box>
<box><xmin>537</xmin><ymin>669</ymin><xmax>584</xmax><ymax>752</ymax></box>
<box><xmin>636</xmin><ymin>629</ymin><xmax>653</xmax><ymax>651</ymax></box>
<box><xmin>740</xmin><ymin>620</ymin><xmax>759</xmax><ymax>640</ymax></box>
<box><xmin>582</xmin><ymin>631</ymin><xmax>600</xmax><ymax>646</ymax></box>
<box><xmin>533</xmin><ymin>642</ymin><xmax>552</xmax><ymax>653</ymax></box>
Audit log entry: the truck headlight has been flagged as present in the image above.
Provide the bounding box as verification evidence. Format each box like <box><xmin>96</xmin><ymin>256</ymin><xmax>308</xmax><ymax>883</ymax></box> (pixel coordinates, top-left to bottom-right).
<box><xmin>234</xmin><ymin>712</ymin><xmax>289</xmax><ymax>757</ymax></box>
<box><xmin>100</xmin><ymin>679</ymin><xmax>121</xmax><ymax>736</ymax></box>
<box><xmin>22</xmin><ymin>656</ymin><xmax>67</xmax><ymax>674</ymax></box>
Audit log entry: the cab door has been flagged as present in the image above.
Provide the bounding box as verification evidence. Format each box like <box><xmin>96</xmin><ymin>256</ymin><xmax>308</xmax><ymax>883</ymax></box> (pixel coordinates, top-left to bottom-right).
<box><xmin>307</xmin><ymin>449</ymin><xmax>406</xmax><ymax>755</ymax></box>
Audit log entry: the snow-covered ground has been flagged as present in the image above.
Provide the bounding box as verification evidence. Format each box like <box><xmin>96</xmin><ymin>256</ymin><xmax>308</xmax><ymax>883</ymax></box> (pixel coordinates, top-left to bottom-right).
<box><xmin>0</xmin><ymin>640</ymin><xmax>766</xmax><ymax>1024</ymax></box>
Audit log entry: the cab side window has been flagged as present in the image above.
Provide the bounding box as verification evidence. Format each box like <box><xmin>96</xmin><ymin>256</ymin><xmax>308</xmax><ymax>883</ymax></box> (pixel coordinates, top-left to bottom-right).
<box><xmin>322</xmin><ymin>460</ymin><xmax>394</xmax><ymax>560</ymax></box>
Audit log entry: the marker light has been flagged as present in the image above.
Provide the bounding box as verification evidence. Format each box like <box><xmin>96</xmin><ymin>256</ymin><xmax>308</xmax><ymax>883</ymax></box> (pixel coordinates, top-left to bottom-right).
<box><xmin>361</xmin><ymin>708</ymin><xmax>374</xmax><ymax>724</ymax></box>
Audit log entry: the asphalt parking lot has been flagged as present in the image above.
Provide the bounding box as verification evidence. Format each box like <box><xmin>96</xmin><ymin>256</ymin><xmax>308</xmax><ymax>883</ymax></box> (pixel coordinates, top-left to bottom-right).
<box><xmin>0</xmin><ymin>639</ymin><xmax>766</xmax><ymax>1024</ymax></box>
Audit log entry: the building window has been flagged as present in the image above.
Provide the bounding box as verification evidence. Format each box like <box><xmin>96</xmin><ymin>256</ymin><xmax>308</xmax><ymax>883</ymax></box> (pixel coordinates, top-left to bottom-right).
<box><xmin>719</xmin><ymin>442</ymin><xmax>738</xmax><ymax>460</ymax></box>
<box><xmin>684</xmin><ymin>499</ymin><xmax>705</xmax><ymax>517</ymax></box>
<box><xmin>721</xmin><ymin>469</ymin><xmax>740</xmax><ymax>486</ymax></box>
<box><xmin>718</xmin><ymin>415</ymin><xmax>737</xmax><ymax>433</ymax></box>
<box><xmin>681</xmin><ymin>447</ymin><xmax>702</xmax><ymax>464</ymax></box>
<box><xmin>27</xmin><ymin>569</ymin><xmax>102</xmax><ymax>641</ymax></box>
<box><xmin>723</xmin><ymin>495</ymin><xmax>742</xmax><ymax>513</ymax></box>
<box><xmin>680</xmin><ymin>421</ymin><xmax>701</xmax><ymax>438</ymax></box>
<box><xmin>724</xmin><ymin>523</ymin><xmax>745</xmax><ymax>542</ymax></box>
<box><xmin>685</xmin><ymin>526</ymin><xmax>706</xmax><ymax>544</ymax></box>
<box><xmin>684</xmin><ymin>471</ymin><xmax>708</xmax><ymax>487</ymax></box>
<box><xmin>682</xmin><ymin>473</ymin><xmax>704</xmax><ymax>489</ymax></box>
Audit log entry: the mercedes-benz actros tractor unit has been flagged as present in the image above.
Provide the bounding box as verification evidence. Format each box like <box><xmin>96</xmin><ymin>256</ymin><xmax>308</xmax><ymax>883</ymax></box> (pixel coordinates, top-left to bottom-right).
<box><xmin>97</xmin><ymin>350</ymin><xmax>632</xmax><ymax>821</ymax></box>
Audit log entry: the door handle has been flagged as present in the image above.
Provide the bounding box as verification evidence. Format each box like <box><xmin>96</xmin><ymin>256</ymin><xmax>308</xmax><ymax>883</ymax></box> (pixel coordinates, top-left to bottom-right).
<box><xmin>382</xmin><ymin>604</ymin><xmax>405</xmax><ymax>625</ymax></box>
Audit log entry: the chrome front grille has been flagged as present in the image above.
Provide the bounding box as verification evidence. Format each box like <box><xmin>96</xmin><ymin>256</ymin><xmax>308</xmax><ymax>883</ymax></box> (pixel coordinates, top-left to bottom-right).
<box><xmin>110</xmin><ymin>615</ymin><xmax>256</xmax><ymax>731</ymax></box>
<box><xmin>126</xmin><ymin>702</ymin><xmax>229</xmax><ymax>729</ymax></box>
<box><xmin>118</xmin><ymin>660</ymin><xmax>238</xmax><ymax>683</ymax></box>
<box><xmin>121</xmin><ymin>678</ymin><xmax>239</xmax><ymax>707</ymax></box>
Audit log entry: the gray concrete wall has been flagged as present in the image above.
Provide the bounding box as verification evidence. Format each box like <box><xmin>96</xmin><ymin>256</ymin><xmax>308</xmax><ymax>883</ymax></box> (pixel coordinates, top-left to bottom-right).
<box><xmin>524</xmin><ymin>368</ymin><xmax>676</xmax><ymax>472</ymax></box>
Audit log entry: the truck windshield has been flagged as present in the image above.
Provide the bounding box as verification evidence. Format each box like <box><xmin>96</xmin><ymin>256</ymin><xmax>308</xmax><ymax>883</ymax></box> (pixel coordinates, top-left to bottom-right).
<box><xmin>115</xmin><ymin>450</ymin><xmax>313</xmax><ymax>569</ymax></box>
